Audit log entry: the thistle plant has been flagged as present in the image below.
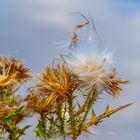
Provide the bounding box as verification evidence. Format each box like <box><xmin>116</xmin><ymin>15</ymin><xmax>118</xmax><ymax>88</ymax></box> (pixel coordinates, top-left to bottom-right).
<box><xmin>0</xmin><ymin>56</ymin><xmax>31</xmax><ymax>140</ymax></box>
<box><xmin>26</xmin><ymin>54</ymin><xmax>131</xmax><ymax>140</ymax></box>
<box><xmin>25</xmin><ymin>13</ymin><xmax>131</xmax><ymax>140</ymax></box>
<box><xmin>26</xmin><ymin>64</ymin><xmax>79</xmax><ymax>139</ymax></box>
<box><xmin>63</xmin><ymin>51</ymin><xmax>131</xmax><ymax>139</ymax></box>
<box><xmin>0</xmin><ymin>13</ymin><xmax>131</xmax><ymax>140</ymax></box>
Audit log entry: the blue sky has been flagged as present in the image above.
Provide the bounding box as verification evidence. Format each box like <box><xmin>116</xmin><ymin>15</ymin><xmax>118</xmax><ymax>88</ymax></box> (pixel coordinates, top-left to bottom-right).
<box><xmin>0</xmin><ymin>0</ymin><xmax>140</xmax><ymax>140</ymax></box>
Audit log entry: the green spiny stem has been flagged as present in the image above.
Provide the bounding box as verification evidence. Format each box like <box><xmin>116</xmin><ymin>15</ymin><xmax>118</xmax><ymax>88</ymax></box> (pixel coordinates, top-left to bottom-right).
<box><xmin>62</xmin><ymin>103</ymin><xmax>67</xmax><ymax>140</ymax></box>
<box><xmin>77</xmin><ymin>91</ymin><xmax>98</xmax><ymax>136</ymax></box>
<box><xmin>5</xmin><ymin>122</ymin><xmax>18</xmax><ymax>140</ymax></box>
<box><xmin>76</xmin><ymin>91</ymin><xmax>92</xmax><ymax>116</ymax></box>
<box><xmin>17</xmin><ymin>125</ymin><xmax>30</xmax><ymax>140</ymax></box>
<box><xmin>7</xmin><ymin>124</ymin><xmax>29</xmax><ymax>140</ymax></box>
<box><xmin>63</xmin><ymin>103</ymin><xmax>67</xmax><ymax>140</ymax></box>
<box><xmin>7</xmin><ymin>125</ymin><xmax>20</xmax><ymax>140</ymax></box>
<box><xmin>8</xmin><ymin>132</ymin><xmax>17</xmax><ymax>140</ymax></box>
<box><xmin>57</xmin><ymin>105</ymin><xmax>66</xmax><ymax>138</ymax></box>
<box><xmin>48</xmin><ymin>114</ymin><xmax>55</xmax><ymax>135</ymax></box>
<box><xmin>39</xmin><ymin>114</ymin><xmax>47</xmax><ymax>140</ymax></box>
<box><xmin>68</xmin><ymin>100</ymin><xmax>77</xmax><ymax>140</ymax></box>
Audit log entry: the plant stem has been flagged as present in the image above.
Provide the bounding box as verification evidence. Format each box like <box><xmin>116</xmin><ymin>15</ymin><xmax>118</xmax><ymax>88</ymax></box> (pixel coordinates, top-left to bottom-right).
<box><xmin>77</xmin><ymin>91</ymin><xmax>98</xmax><ymax>136</ymax></box>
<box><xmin>68</xmin><ymin>100</ymin><xmax>77</xmax><ymax>140</ymax></box>
<box><xmin>9</xmin><ymin>133</ymin><xmax>17</xmax><ymax>140</ymax></box>
<box><xmin>57</xmin><ymin>105</ymin><xmax>66</xmax><ymax>139</ymax></box>
<box><xmin>40</xmin><ymin>114</ymin><xmax>47</xmax><ymax>140</ymax></box>
<box><xmin>76</xmin><ymin>91</ymin><xmax>92</xmax><ymax>116</ymax></box>
<box><xmin>63</xmin><ymin>134</ymin><xmax>67</xmax><ymax>140</ymax></box>
<box><xmin>5</xmin><ymin>122</ymin><xmax>18</xmax><ymax>140</ymax></box>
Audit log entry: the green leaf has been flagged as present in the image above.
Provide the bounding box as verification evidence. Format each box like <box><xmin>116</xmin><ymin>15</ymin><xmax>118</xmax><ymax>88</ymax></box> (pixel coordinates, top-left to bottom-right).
<box><xmin>35</xmin><ymin>120</ymin><xmax>47</xmax><ymax>138</ymax></box>
<box><xmin>3</xmin><ymin>106</ymin><xmax>24</xmax><ymax>122</ymax></box>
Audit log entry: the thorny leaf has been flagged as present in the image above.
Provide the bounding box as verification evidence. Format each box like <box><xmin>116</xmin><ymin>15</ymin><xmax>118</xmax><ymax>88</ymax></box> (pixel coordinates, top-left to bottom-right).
<box><xmin>91</xmin><ymin>109</ymin><xmax>96</xmax><ymax>121</ymax></box>
<box><xmin>105</xmin><ymin>105</ymin><xmax>110</xmax><ymax>115</ymax></box>
<box><xmin>87</xmin><ymin>103</ymin><xmax>132</xmax><ymax>127</ymax></box>
<box><xmin>3</xmin><ymin>106</ymin><xmax>24</xmax><ymax>122</ymax></box>
<box><xmin>35</xmin><ymin>119</ymin><xmax>47</xmax><ymax>138</ymax></box>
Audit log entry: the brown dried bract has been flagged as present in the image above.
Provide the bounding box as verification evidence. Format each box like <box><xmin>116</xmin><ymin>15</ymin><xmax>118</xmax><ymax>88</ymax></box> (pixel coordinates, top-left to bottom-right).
<box><xmin>0</xmin><ymin>56</ymin><xmax>31</xmax><ymax>92</ymax></box>
<box><xmin>26</xmin><ymin>64</ymin><xmax>79</xmax><ymax>115</ymax></box>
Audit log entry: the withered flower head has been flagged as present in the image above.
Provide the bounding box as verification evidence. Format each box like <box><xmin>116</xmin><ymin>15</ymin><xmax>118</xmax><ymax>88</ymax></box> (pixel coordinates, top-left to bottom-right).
<box><xmin>101</xmin><ymin>68</ymin><xmax>128</xmax><ymax>96</ymax></box>
<box><xmin>37</xmin><ymin>64</ymin><xmax>79</xmax><ymax>107</ymax></box>
<box><xmin>26</xmin><ymin>89</ymin><xmax>54</xmax><ymax>114</ymax></box>
<box><xmin>66</xmin><ymin>52</ymin><xmax>128</xmax><ymax>96</ymax></box>
<box><xmin>28</xmin><ymin>64</ymin><xmax>78</xmax><ymax>112</ymax></box>
<box><xmin>0</xmin><ymin>56</ymin><xmax>31</xmax><ymax>91</ymax></box>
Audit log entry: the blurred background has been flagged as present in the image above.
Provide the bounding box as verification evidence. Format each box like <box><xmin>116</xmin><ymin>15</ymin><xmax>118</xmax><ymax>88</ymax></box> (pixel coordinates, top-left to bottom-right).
<box><xmin>0</xmin><ymin>0</ymin><xmax>140</xmax><ymax>140</ymax></box>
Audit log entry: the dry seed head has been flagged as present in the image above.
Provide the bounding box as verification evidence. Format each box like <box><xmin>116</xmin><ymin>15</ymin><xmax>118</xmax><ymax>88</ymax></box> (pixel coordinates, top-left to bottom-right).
<box><xmin>65</xmin><ymin>52</ymin><xmax>128</xmax><ymax>96</ymax></box>
<box><xmin>26</xmin><ymin>89</ymin><xmax>54</xmax><ymax>114</ymax></box>
<box><xmin>0</xmin><ymin>56</ymin><xmax>31</xmax><ymax>91</ymax></box>
<box><xmin>36</xmin><ymin>64</ymin><xmax>79</xmax><ymax>106</ymax></box>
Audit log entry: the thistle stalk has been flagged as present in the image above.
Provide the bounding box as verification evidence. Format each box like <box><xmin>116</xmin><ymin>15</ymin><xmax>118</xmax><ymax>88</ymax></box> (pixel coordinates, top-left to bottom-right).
<box><xmin>40</xmin><ymin>114</ymin><xmax>47</xmax><ymax>140</ymax></box>
<box><xmin>57</xmin><ymin>104</ymin><xmax>66</xmax><ymax>139</ymax></box>
<box><xmin>9</xmin><ymin>132</ymin><xmax>17</xmax><ymax>140</ymax></box>
<box><xmin>68</xmin><ymin>99</ymin><xmax>77</xmax><ymax>140</ymax></box>
<box><xmin>4</xmin><ymin>121</ymin><xmax>29</xmax><ymax>140</ymax></box>
<box><xmin>77</xmin><ymin>90</ymin><xmax>98</xmax><ymax>136</ymax></box>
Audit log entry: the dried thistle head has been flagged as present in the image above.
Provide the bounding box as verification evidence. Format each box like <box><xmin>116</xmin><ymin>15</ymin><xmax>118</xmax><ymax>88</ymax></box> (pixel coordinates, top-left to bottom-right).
<box><xmin>26</xmin><ymin>89</ymin><xmax>54</xmax><ymax>115</ymax></box>
<box><xmin>65</xmin><ymin>52</ymin><xmax>128</xmax><ymax>96</ymax></box>
<box><xmin>37</xmin><ymin>64</ymin><xmax>79</xmax><ymax>105</ymax></box>
<box><xmin>105</xmin><ymin>68</ymin><xmax>128</xmax><ymax>96</ymax></box>
<box><xmin>26</xmin><ymin>64</ymin><xmax>79</xmax><ymax>115</ymax></box>
<box><xmin>0</xmin><ymin>56</ymin><xmax>31</xmax><ymax>92</ymax></box>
